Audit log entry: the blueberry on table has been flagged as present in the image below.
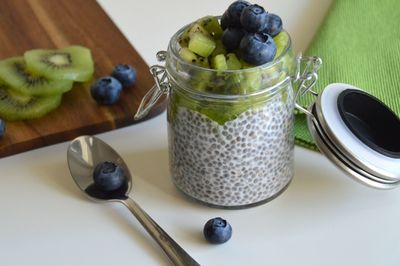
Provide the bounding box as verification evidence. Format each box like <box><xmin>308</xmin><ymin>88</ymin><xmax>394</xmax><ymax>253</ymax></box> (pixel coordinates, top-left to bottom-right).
<box><xmin>203</xmin><ymin>217</ymin><xmax>232</xmax><ymax>244</ymax></box>
<box><xmin>239</xmin><ymin>32</ymin><xmax>277</xmax><ymax>66</ymax></box>
<box><xmin>93</xmin><ymin>161</ymin><xmax>126</xmax><ymax>191</ymax></box>
<box><xmin>240</xmin><ymin>4</ymin><xmax>269</xmax><ymax>33</ymax></box>
<box><xmin>263</xmin><ymin>13</ymin><xmax>283</xmax><ymax>37</ymax></box>
<box><xmin>111</xmin><ymin>64</ymin><xmax>137</xmax><ymax>87</ymax></box>
<box><xmin>222</xmin><ymin>27</ymin><xmax>245</xmax><ymax>52</ymax></box>
<box><xmin>0</xmin><ymin>119</ymin><xmax>5</xmax><ymax>137</ymax></box>
<box><xmin>90</xmin><ymin>76</ymin><xmax>122</xmax><ymax>105</ymax></box>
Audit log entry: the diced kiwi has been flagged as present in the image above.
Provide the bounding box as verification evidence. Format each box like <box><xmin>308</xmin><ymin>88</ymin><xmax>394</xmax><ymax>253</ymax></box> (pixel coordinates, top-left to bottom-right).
<box><xmin>0</xmin><ymin>78</ymin><xmax>62</xmax><ymax>121</ymax></box>
<box><xmin>211</xmin><ymin>40</ymin><xmax>227</xmax><ymax>58</ymax></box>
<box><xmin>226</xmin><ymin>53</ymin><xmax>241</xmax><ymax>70</ymax></box>
<box><xmin>243</xmin><ymin>70</ymin><xmax>262</xmax><ymax>93</ymax></box>
<box><xmin>192</xmin><ymin>71</ymin><xmax>212</xmax><ymax>91</ymax></box>
<box><xmin>229</xmin><ymin>70</ymin><xmax>262</xmax><ymax>94</ymax></box>
<box><xmin>0</xmin><ymin>57</ymin><xmax>73</xmax><ymax>96</ymax></box>
<box><xmin>179</xmin><ymin>47</ymin><xmax>200</xmax><ymax>64</ymax></box>
<box><xmin>196</xmin><ymin>16</ymin><xmax>223</xmax><ymax>38</ymax></box>
<box><xmin>178</xmin><ymin>47</ymin><xmax>212</xmax><ymax>91</ymax></box>
<box><xmin>179</xmin><ymin>47</ymin><xmax>210</xmax><ymax>67</ymax></box>
<box><xmin>24</xmin><ymin>45</ymin><xmax>94</xmax><ymax>82</ymax></box>
<box><xmin>239</xmin><ymin>59</ymin><xmax>256</xmax><ymax>69</ymax></box>
<box><xmin>188</xmin><ymin>23</ymin><xmax>211</xmax><ymax>37</ymax></box>
<box><xmin>211</xmin><ymin>54</ymin><xmax>228</xmax><ymax>70</ymax></box>
<box><xmin>179</xmin><ymin>23</ymin><xmax>211</xmax><ymax>47</ymax></box>
<box><xmin>178</xmin><ymin>35</ymin><xmax>190</xmax><ymax>48</ymax></box>
<box><xmin>188</xmin><ymin>32</ymin><xmax>216</xmax><ymax>58</ymax></box>
<box><xmin>273</xmin><ymin>31</ymin><xmax>289</xmax><ymax>59</ymax></box>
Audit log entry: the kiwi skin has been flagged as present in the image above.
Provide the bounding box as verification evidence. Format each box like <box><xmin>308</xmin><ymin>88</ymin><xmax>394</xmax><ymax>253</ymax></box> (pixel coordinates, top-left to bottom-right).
<box><xmin>0</xmin><ymin>57</ymin><xmax>73</xmax><ymax>96</ymax></box>
<box><xmin>24</xmin><ymin>45</ymin><xmax>94</xmax><ymax>82</ymax></box>
<box><xmin>0</xmin><ymin>79</ymin><xmax>62</xmax><ymax>121</ymax></box>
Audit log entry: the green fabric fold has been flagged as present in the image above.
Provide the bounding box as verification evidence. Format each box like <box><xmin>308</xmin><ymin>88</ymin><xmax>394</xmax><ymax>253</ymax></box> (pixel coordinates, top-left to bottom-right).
<box><xmin>294</xmin><ymin>0</ymin><xmax>400</xmax><ymax>150</ymax></box>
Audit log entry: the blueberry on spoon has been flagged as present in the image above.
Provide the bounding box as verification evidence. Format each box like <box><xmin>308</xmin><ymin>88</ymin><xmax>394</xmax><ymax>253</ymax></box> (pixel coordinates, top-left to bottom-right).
<box><xmin>93</xmin><ymin>161</ymin><xmax>126</xmax><ymax>191</ymax></box>
<box><xmin>67</xmin><ymin>135</ymin><xmax>200</xmax><ymax>266</ymax></box>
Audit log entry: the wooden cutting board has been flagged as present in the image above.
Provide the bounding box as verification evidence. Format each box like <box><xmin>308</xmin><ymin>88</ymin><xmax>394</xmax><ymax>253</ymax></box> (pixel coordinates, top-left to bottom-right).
<box><xmin>0</xmin><ymin>0</ymin><xmax>167</xmax><ymax>158</ymax></box>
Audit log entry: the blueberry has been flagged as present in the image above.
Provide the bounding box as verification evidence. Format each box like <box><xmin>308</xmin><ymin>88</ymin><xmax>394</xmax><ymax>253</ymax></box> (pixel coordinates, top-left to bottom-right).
<box><xmin>222</xmin><ymin>27</ymin><xmax>245</xmax><ymax>52</ymax></box>
<box><xmin>90</xmin><ymin>76</ymin><xmax>122</xmax><ymax>105</ymax></box>
<box><xmin>0</xmin><ymin>119</ymin><xmax>5</xmax><ymax>137</ymax></box>
<box><xmin>239</xmin><ymin>32</ymin><xmax>276</xmax><ymax>65</ymax></box>
<box><xmin>221</xmin><ymin>0</ymin><xmax>250</xmax><ymax>29</ymax></box>
<box><xmin>93</xmin><ymin>161</ymin><xmax>126</xmax><ymax>191</ymax></box>
<box><xmin>111</xmin><ymin>64</ymin><xmax>136</xmax><ymax>87</ymax></box>
<box><xmin>203</xmin><ymin>217</ymin><xmax>232</xmax><ymax>244</ymax></box>
<box><xmin>240</xmin><ymin>4</ymin><xmax>269</xmax><ymax>33</ymax></box>
<box><xmin>263</xmin><ymin>14</ymin><xmax>282</xmax><ymax>37</ymax></box>
<box><xmin>220</xmin><ymin>11</ymin><xmax>231</xmax><ymax>30</ymax></box>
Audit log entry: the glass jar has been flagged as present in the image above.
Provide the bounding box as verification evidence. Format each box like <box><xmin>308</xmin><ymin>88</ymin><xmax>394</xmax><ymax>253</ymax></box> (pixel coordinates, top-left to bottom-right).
<box><xmin>136</xmin><ymin>22</ymin><xmax>320</xmax><ymax>209</ymax></box>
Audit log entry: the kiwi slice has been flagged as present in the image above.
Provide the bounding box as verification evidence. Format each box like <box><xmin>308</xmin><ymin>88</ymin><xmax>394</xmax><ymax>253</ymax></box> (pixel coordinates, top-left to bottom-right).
<box><xmin>0</xmin><ymin>78</ymin><xmax>62</xmax><ymax>121</ymax></box>
<box><xmin>0</xmin><ymin>57</ymin><xmax>73</xmax><ymax>96</ymax></box>
<box><xmin>24</xmin><ymin>46</ymin><xmax>94</xmax><ymax>82</ymax></box>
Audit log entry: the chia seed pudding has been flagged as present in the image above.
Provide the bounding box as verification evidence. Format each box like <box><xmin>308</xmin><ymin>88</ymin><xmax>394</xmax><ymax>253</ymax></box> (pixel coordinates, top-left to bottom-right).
<box><xmin>168</xmin><ymin>86</ymin><xmax>294</xmax><ymax>207</ymax></box>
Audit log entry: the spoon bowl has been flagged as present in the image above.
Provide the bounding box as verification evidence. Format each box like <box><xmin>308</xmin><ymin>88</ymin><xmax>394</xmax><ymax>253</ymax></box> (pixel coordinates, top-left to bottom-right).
<box><xmin>67</xmin><ymin>135</ymin><xmax>200</xmax><ymax>266</ymax></box>
<box><xmin>67</xmin><ymin>135</ymin><xmax>131</xmax><ymax>201</ymax></box>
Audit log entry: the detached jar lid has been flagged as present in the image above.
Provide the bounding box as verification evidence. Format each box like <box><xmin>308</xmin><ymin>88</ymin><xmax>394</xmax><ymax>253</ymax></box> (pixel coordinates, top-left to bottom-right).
<box><xmin>307</xmin><ymin>83</ymin><xmax>400</xmax><ymax>189</ymax></box>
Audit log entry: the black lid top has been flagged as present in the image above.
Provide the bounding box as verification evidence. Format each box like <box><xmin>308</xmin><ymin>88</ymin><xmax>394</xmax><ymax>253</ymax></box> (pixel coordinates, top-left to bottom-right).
<box><xmin>337</xmin><ymin>89</ymin><xmax>400</xmax><ymax>159</ymax></box>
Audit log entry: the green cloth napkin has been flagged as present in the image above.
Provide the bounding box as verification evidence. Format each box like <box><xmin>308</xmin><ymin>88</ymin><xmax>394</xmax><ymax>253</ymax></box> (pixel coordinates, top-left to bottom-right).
<box><xmin>294</xmin><ymin>0</ymin><xmax>400</xmax><ymax>151</ymax></box>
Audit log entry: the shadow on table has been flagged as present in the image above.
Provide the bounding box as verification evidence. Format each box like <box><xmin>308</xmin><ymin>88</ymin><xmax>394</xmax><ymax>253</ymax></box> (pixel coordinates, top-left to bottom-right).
<box><xmin>122</xmin><ymin>148</ymin><xmax>172</xmax><ymax>194</ymax></box>
<box><xmin>284</xmin><ymin>155</ymin><xmax>364</xmax><ymax>210</ymax></box>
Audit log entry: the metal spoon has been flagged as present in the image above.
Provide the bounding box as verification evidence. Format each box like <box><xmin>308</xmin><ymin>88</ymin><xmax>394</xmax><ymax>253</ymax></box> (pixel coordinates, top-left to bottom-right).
<box><xmin>67</xmin><ymin>135</ymin><xmax>200</xmax><ymax>266</ymax></box>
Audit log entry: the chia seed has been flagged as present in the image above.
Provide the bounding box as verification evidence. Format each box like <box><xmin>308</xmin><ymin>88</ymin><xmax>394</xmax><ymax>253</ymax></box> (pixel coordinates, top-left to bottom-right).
<box><xmin>168</xmin><ymin>90</ymin><xmax>294</xmax><ymax>207</ymax></box>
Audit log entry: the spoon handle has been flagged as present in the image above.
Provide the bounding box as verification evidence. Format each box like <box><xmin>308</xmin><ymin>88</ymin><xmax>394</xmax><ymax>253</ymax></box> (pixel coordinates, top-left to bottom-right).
<box><xmin>122</xmin><ymin>197</ymin><xmax>200</xmax><ymax>266</ymax></box>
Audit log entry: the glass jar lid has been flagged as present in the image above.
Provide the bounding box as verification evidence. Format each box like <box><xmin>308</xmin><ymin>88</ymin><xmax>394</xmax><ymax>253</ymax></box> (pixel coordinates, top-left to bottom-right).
<box><xmin>307</xmin><ymin>83</ymin><xmax>400</xmax><ymax>189</ymax></box>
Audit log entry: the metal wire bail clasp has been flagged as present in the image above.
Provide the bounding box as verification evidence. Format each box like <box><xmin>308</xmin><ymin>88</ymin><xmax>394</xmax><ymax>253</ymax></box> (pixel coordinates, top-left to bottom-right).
<box><xmin>293</xmin><ymin>54</ymin><xmax>322</xmax><ymax>118</ymax></box>
<box><xmin>134</xmin><ymin>51</ymin><xmax>170</xmax><ymax>120</ymax></box>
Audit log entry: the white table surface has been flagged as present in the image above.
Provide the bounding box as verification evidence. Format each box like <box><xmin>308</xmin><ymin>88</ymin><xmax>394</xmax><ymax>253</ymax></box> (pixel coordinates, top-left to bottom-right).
<box><xmin>2</xmin><ymin>0</ymin><xmax>400</xmax><ymax>265</ymax></box>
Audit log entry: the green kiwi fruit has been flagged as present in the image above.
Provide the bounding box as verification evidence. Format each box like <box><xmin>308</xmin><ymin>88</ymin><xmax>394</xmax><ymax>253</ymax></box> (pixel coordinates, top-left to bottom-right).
<box><xmin>178</xmin><ymin>23</ymin><xmax>210</xmax><ymax>48</ymax></box>
<box><xmin>211</xmin><ymin>54</ymin><xmax>228</xmax><ymax>70</ymax></box>
<box><xmin>0</xmin><ymin>57</ymin><xmax>73</xmax><ymax>96</ymax></box>
<box><xmin>188</xmin><ymin>32</ymin><xmax>216</xmax><ymax>58</ymax></box>
<box><xmin>179</xmin><ymin>47</ymin><xmax>210</xmax><ymax>68</ymax></box>
<box><xmin>24</xmin><ymin>45</ymin><xmax>94</xmax><ymax>82</ymax></box>
<box><xmin>196</xmin><ymin>16</ymin><xmax>223</xmax><ymax>38</ymax></box>
<box><xmin>226</xmin><ymin>53</ymin><xmax>241</xmax><ymax>70</ymax></box>
<box><xmin>0</xmin><ymin>78</ymin><xmax>62</xmax><ymax>121</ymax></box>
<box><xmin>211</xmin><ymin>40</ymin><xmax>227</xmax><ymax>57</ymax></box>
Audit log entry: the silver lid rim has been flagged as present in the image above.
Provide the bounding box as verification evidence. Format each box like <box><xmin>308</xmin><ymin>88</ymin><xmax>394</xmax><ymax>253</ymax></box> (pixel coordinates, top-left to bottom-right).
<box><xmin>307</xmin><ymin>104</ymin><xmax>400</xmax><ymax>189</ymax></box>
<box><xmin>314</xmin><ymin>84</ymin><xmax>400</xmax><ymax>181</ymax></box>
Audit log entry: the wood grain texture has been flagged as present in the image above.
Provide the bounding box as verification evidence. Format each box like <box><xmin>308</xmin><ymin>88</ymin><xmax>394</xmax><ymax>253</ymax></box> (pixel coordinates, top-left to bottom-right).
<box><xmin>0</xmin><ymin>0</ymin><xmax>166</xmax><ymax>158</ymax></box>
